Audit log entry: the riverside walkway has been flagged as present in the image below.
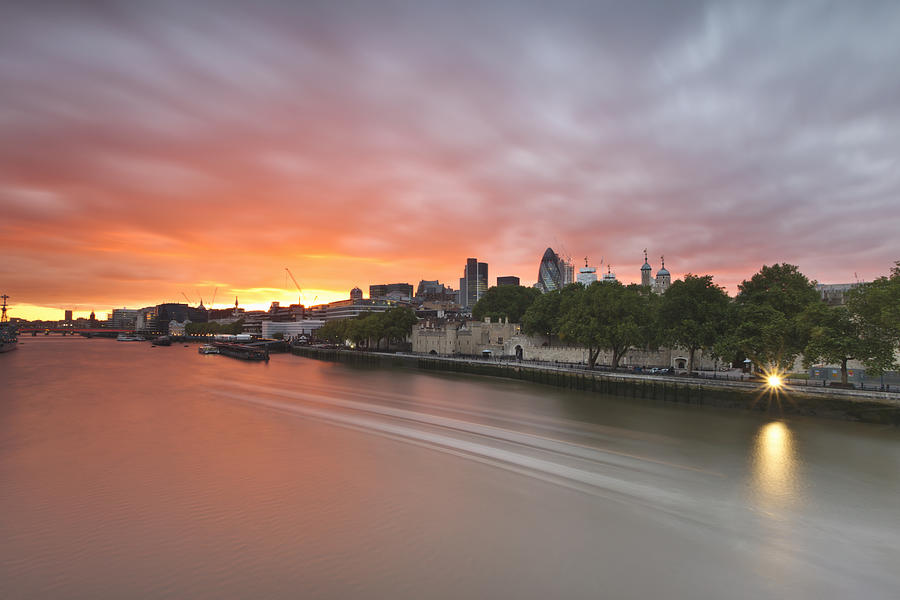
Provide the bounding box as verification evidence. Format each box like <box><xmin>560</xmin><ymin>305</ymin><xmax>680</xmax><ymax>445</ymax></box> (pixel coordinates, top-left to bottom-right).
<box><xmin>293</xmin><ymin>346</ymin><xmax>900</xmax><ymax>424</ymax></box>
<box><xmin>389</xmin><ymin>352</ymin><xmax>900</xmax><ymax>404</ymax></box>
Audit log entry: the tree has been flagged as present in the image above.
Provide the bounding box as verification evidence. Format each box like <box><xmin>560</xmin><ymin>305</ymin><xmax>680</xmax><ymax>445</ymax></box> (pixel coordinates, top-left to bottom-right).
<box><xmin>472</xmin><ymin>285</ymin><xmax>541</xmax><ymax>323</ymax></box>
<box><xmin>316</xmin><ymin>319</ymin><xmax>351</xmax><ymax>344</ymax></box>
<box><xmin>636</xmin><ymin>284</ymin><xmax>664</xmax><ymax>351</ymax></box>
<box><xmin>348</xmin><ymin>314</ymin><xmax>379</xmax><ymax>349</ymax></box>
<box><xmin>224</xmin><ymin>319</ymin><xmax>244</xmax><ymax>335</ymax></box>
<box><xmin>802</xmin><ymin>303</ymin><xmax>895</xmax><ymax>385</ymax></box>
<box><xmin>846</xmin><ymin>262</ymin><xmax>900</xmax><ymax>347</ymax></box>
<box><xmin>733</xmin><ymin>264</ymin><xmax>819</xmax><ymax>371</ymax></box>
<box><xmin>558</xmin><ymin>281</ymin><xmax>646</xmax><ymax>369</ymax></box>
<box><xmin>186</xmin><ymin>321</ymin><xmax>223</xmax><ymax>335</ymax></box>
<box><xmin>382</xmin><ymin>307</ymin><xmax>418</xmax><ymax>347</ymax></box>
<box><xmin>522</xmin><ymin>289</ymin><xmax>563</xmax><ymax>344</ymax></box>
<box><xmin>659</xmin><ymin>274</ymin><xmax>731</xmax><ymax>372</ymax></box>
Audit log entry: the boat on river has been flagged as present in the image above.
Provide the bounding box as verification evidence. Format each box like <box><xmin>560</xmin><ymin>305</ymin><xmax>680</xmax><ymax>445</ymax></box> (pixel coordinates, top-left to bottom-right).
<box><xmin>116</xmin><ymin>334</ymin><xmax>146</xmax><ymax>342</ymax></box>
<box><xmin>198</xmin><ymin>344</ymin><xmax>219</xmax><ymax>355</ymax></box>
<box><xmin>214</xmin><ymin>342</ymin><xmax>269</xmax><ymax>361</ymax></box>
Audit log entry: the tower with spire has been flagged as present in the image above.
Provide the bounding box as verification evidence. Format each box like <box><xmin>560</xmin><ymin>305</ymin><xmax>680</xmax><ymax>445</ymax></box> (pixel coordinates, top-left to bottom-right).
<box><xmin>640</xmin><ymin>249</ymin><xmax>652</xmax><ymax>287</ymax></box>
<box><xmin>655</xmin><ymin>256</ymin><xmax>671</xmax><ymax>292</ymax></box>
<box><xmin>639</xmin><ymin>251</ymin><xmax>672</xmax><ymax>293</ymax></box>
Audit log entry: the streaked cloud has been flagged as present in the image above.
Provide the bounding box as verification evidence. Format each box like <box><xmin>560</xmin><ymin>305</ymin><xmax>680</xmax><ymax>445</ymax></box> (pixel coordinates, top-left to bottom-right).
<box><xmin>1</xmin><ymin>0</ymin><xmax>899</xmax><ymax>318</ymax></box>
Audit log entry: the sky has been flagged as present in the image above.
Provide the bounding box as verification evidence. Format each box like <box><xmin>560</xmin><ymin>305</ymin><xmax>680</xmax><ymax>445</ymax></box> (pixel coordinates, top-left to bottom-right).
<box><xmin>2</xmin><ymin>0</ymin><xmax>899</xmax><ymax>320</ymax></box>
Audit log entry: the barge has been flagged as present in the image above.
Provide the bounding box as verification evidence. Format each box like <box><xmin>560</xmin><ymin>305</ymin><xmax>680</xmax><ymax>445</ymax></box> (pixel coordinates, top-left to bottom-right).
<box><xmin>214</xmin><ymin>342</ymin><xmax>269</xmax><ymax>361</ymax></box>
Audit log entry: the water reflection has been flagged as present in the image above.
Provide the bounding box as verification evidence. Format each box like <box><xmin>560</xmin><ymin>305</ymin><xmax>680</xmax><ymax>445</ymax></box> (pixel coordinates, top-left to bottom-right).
<box><xmin>752</xmin><ymin>421</ymin><xmax>799</xmax><ymax>508</ymax></box>
<box><xmin>4</xmin><ymin>341</ymin><xmax>899</xmax><ymax>599</ymax></box>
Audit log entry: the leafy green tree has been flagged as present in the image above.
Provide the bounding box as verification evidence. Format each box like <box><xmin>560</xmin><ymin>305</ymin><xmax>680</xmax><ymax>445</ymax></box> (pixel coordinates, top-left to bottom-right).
<box><xmin>522</xmin><ymin>289</ymin><xmax>563</xmax><ymax>345</ymax></box>
<box><xmin>382</xmin><ymin>307</ymin><xmax>418</xmax><ymax>347</ymax></box>
<box><xmin>316</xmin><ymin>319</ymin><xmax>350</xmax><ymax>344</ymax></box>
<box><xmin>802</xmin><ymin>303</ymin><xmax>896</xmax><ymax>385</ymax></box>
<box><xmin>473</xmin><ymin>285</ymin><xmax>541</xmax><ymax>323</ymax></box>
<box><xmin>347</xmin><ymin>316</ymin><xmax>374</xmax><ymax>348</ymax></box>
<box><xmin>659</xmin><ymin>274</ymin><xmax>731</xmax><ymax>372</ymax></box>
<box><xmin>224</xmin><ymin>319</ymin><xmax>245</xmax><ymax>335</ymax></box>
<box><xmin>558</xmin><ymin>281</ymin><xmax>646</xmax><ymax>369</ymax></box>
<box><xmin>847</xmin><ymin>262</ymin><xmax>900</xmax><ymax>347</ymax></box>
<box><xmin>636</xmin><ymin>284</ymin><xmax>664</xmax><ymax>351</ymax></box>
<box><xmin>733</xmin><ymin>264</ymin><xmax>819</xmax><ymax>371</ymax></box>
<box><xmin>186</xmin><ymin>321</ymin><xmax>223</xmax><ymax>335</ymax></box>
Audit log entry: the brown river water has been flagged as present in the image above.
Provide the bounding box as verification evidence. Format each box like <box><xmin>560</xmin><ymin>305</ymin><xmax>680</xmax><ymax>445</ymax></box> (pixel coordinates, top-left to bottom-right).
<box><xmin>1</xmin><ymin>337</ymin><xmax>898</xmax><ymax>599</ymax></box>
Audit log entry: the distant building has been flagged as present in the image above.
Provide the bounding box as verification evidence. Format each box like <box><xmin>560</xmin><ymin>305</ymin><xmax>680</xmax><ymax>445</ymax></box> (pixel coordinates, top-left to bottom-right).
<box><xmin>305</xmin><ymin>297</ymin><xmax>407</xmax><ymax>321</ymax></box>
<box><xmin>601</xmin><ymin>265</ymin><xmax>617</xmax><ymax>283</ymax></box>
<box><xmin>350</xmin><ymin>287</ymin><xmax>363</xmax><ymax>301</ymax></box>
<box><xmin>267</xmin><ymin>302</ymin><xmax>304</xmax><ymax>322</ymax></box>
<box><xmin>459</xmin><ymin>258</ymin><xmax>488</xmax><ymax>309</ymax></box>
<box><xmin>370</xmin><ymin>283</ymin><xmax>413</xmax><ymax>301</ymax></box>
<box><xmin>640</xmin><ymin>250</ymin><xmax>671</xmax><ymax>293</ymax></box>
<box><xmin>110</xmin><ymin>308</ymin><xmax>140</xmax><ymax>329</ymax></box>
<box><xmin>816</xmin><ymin>283</ymin><xmax>858</xmax><ymax>306</ymax></box>
<box><xmin>240</xmin><ymin>311</ymin><xmax>269</xmax><ymax>335</ymax></box>
<box><xmin>168</xmin><ymin>320</ymin><xmax>189</xmax><ymax>336</ymax></box>
<box><xmin>497</xmin><ymin>276</ymin><xmax>520</xmax><ymax>287</ymax></box>
<box><xmin>536</xmin><ymin>248</ymin><xmax>573</xmax><ymax>293</ymax></box>
<box><xmin>262</xmin><ymin>320</ymin><xmax>326</xmax><ymax>339</ymax></box>
<box><xmin>208</xmin><ymin>307</ymin><xmax>244</xmax><ymax>321</ymax></box>
<box><xmin>416</xmin><ymin>280</ymin><xmax>444</xmax><ymax>298</ymax></box>
<box><xmin>136</xmin><ymin>303</ymin><xmax>208</xmax><ymax>335</ymax></box>
<box><xmin>64</xmin><ymin>310</ymin><xmax>73</xmax><ymax>322</ymax></box>
<box><xmin>576</xmin><ymin>258</ymin><xmax>597</xmax><ymax>285</ymax></box>
<box><xmin>416</xmin><ymin>280</ymin><xmax>456</xmax><ymax>305</ymax></box>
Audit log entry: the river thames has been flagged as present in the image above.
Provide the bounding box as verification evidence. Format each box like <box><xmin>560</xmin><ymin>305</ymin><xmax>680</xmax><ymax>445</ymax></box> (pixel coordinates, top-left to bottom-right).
<box><xmin>1</xmin><ymin>338</ymin><xmax>898</xmax><ymax>599</ymax></box>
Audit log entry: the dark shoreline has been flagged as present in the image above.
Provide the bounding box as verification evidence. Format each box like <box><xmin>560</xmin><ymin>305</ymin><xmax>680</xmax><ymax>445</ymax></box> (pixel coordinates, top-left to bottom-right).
<box><xmin>292</xmin><ymin>346</ymin><xmax>900</xmax><ymax>426</ymax></box>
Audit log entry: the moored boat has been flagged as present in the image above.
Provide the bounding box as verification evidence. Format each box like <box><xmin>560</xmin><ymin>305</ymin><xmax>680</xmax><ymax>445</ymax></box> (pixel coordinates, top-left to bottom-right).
<box><xmin>116</xmin><ymin>334</ymin><xmax>146</xmax><ymax>342</ymax></box>
<box><xmin>198</xmin><ymin>344</ymin><xmax>219</xmax><ymax>354</ymax></box>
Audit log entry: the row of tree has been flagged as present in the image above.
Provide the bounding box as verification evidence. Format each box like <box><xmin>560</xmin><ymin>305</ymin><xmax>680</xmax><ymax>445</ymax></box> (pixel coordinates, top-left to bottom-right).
<box><xmin>472</xmin><ymin>262</ymin><xmax>900</xmax><ymax>382</ymax></box>
<box><xmin>315</xmin><ymin>307</ymin><xmax>418</xmax><ymax>350</ymax></box>
<box><xmin>185</xmin><ymin>319</ymin><xmax>245</xmax><ymax>336</ymax></box>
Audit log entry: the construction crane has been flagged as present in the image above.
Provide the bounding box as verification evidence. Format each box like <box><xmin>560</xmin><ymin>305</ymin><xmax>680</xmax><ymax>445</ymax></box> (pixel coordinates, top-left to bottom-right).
<box><xmin>210</xmin><ymin>287</ymin><xmax>218</xmax><ymax>309</ymax></box>
<box><xmin>285</xmin><ymin>268</ymin><xmax>303</xmax><ymax>305</ymax></box>
<box><xmin>181</xmin><ymin>292</ymin><xmax>193</xmax><ymax>304</ymax></box>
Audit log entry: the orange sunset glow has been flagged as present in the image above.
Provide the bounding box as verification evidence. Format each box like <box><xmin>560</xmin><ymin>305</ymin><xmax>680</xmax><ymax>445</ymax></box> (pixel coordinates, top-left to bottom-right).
<box><xmin>2</xmin><ymin>2</ymin><xmax>898</xmax><ymax>319</ymax></box>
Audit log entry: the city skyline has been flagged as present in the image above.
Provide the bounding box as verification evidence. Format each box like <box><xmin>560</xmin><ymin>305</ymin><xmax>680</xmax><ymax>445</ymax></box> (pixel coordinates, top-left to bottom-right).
<box><xmin>3</xmin><ymin>1</ymin><xmax>899</xmax><ymax>319</ymax></box>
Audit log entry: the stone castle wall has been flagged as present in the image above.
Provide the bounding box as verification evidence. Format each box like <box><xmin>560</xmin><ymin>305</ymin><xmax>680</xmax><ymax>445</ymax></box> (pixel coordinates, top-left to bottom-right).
<box><xmin>412</xmin><ymin>321</ymin><xmax>720</xmax><ymax>369</ymax></box>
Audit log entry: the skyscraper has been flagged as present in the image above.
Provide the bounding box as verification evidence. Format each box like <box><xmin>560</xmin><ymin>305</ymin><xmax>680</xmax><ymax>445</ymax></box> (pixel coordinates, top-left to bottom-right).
<box><xmin>536</xmin><ymin>248</ymin><xmax>572</xmax><ymax>292</ymax></box>
<box><xmin>497</xmin><ymin>276</ymin><xmax>520</xmax><ymax>286</ymax></box>
<box><xmin>459</xmin><ymin>258</ymin><xmax>488</xmax><ymax>308</ymax></box>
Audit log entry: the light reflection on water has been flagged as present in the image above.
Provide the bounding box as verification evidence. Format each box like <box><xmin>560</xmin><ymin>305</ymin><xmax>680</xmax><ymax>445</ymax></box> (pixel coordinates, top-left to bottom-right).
<box><xmin>1</xmin><ymin>339</ymin><xmax>899</xmax><ymax>600</ymax></box>
<box><xmin>752</xmin><ymin>421</ymin><xmax>799</xmax><ymax>508</ymax></box>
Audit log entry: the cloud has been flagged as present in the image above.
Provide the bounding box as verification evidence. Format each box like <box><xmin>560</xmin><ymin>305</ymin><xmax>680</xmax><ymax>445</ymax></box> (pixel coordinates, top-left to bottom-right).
<box><xmin>1</xmin><ymin>0</ymin><xmax>899</xmax><ymax>316</ymax></box>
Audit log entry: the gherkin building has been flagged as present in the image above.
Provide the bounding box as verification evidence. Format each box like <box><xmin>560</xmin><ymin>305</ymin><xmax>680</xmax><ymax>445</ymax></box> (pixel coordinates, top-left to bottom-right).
<box><xmin>537</xmin><ymin>247</ymin><xmax>565</xmax><ymax>293</ymax></box>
